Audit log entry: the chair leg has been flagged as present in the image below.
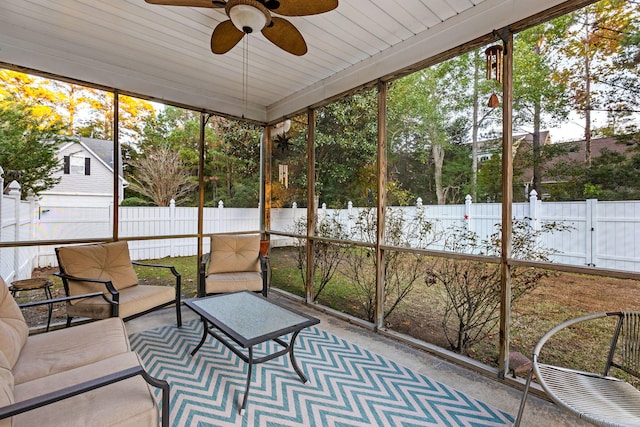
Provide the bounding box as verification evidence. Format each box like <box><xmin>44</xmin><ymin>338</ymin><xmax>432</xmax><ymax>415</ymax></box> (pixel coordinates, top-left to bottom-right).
<box><xmin>514</xmin><ymin>367</ymin><xmax>534</xmax><ymax>427</ymax></box>
<box><xmin>176</xmin><ymin>304</ymin><xmax>182</xmax><ymax>327</ymax></box>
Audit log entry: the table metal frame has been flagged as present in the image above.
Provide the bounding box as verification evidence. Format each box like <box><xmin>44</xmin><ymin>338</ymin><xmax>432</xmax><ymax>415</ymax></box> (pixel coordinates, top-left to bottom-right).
<box><xmin>185</xmin><ymin>292</ymin><xmax>320</xmax><ymax>414</ymax></box>
<box><xmin>10</xmin><ymin>278</ymin><xmax>53</xmax><ymax>332</ymax></box>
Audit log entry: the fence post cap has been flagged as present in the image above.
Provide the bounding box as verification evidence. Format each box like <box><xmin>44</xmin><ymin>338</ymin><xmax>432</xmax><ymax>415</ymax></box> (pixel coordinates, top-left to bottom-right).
<box><xmin>8</xmin><ymin>180</ymin><xmax>20</xmax><ymax>195</ymax></box>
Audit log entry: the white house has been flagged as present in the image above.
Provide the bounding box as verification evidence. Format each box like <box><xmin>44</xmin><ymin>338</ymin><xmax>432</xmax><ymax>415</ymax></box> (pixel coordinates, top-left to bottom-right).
<box><xmin>38</xmin><ymin>137</ymin><xmax>128</xmax><ymax>208</ymax></box>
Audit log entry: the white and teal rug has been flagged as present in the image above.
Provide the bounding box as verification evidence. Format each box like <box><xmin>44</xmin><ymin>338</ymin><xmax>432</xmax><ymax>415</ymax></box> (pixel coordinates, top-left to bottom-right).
<box><xmin>129</xmin><ymin>320</ymin><xmax>514</xmax><ymax>427</ymax></box>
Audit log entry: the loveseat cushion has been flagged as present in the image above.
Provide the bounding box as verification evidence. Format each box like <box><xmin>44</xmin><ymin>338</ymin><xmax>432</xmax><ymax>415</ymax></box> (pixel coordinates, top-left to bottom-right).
<box><xmin>205</xmin><ymin>271</ymin><xmax>264</xmax><ymax>294</ymax></box>
<box><xmin>0</xmin><ymin>278</ymin><xmax>28</xmax><ymax>368</ymax></box>
<box><xmin>57</xmin><ymin>241</ymin><xmax>139</xmax><ymax>301</ymax></box>
<box><xmin>13</xmin><ymin>352</ymin><xmax>159</xmax><ymax>427</ymax></box>
<box><xmin>12</xmin><ymin>317</ymin><xmax>130</xmax><ymax>384</ymax></box>
<box><xmin>208</xmin><ymin>234</ymin><xmax>261</xmax><ymax>275</ymax></box>
<box><xmin>65</xmin><ymin>285</ymin><xmax>176</xmax><ymax>321</ymax></box>
<box><xmin>0</xmin><ymin>352</ymin><xmax>14</xmax><ymax>427</ymax></box>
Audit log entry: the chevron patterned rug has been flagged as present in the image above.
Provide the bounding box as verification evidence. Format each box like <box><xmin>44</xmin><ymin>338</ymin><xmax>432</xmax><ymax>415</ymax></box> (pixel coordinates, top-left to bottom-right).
<box><xmin>129</xmin><ymin>319</ymin><xmax>514</xmax><ymax>427</ymax></box>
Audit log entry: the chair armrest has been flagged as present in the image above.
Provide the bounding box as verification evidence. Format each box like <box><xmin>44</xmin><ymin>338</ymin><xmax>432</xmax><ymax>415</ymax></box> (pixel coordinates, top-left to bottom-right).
<box><xmin>259</xmin><ymin>252</ymin><xmax>270</xmax><ymax>297</ymax></box>
<box><xmin>0</xmin><ymin>366</ymin><xmax>170</xmax><ymax>427</ymax></box>
<box><xmin>18</xmin><ymin>292</ymin><xmax>110</xmax><ymax>309</ymax></box>
<box><xmin>54</xmin><ymin>272</ymin><xmax>118</xmax><ymax>297</ymax></box>
<box><xmin>132</xmin><ymin>261</ymin><xmax>180</xmax><ymax>279</ymax></box>
<box><xmin>197</xmin><ymin>253</ymin><xmax>211</xmax><ymax>297</ymax></box>
<box><xmin>132</xmin><ymin>261</ymin><xmax>182</xmax><ymax>307</ymax></box>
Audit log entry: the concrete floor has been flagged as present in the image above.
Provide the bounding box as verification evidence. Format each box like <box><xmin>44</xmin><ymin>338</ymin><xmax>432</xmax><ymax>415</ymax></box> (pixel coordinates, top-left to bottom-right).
<box><xmin>126</xmin><ymin>293</ymin><xmax>590</xmax><ymax>427</ymax></box>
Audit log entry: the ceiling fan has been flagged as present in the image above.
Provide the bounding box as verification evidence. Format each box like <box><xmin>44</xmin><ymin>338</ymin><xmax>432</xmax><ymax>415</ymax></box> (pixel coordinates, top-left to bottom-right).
<box><xmin>144</xmin><ymin>0</ymin><xmax>339</xmax><ymax>56</ymax></box>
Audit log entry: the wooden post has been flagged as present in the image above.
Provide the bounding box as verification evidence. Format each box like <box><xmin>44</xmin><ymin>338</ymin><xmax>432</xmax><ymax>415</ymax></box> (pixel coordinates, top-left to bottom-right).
<box><xmin>499</xmin><ymin>29</ymin><xmax>514</xmax><ymax>379</ymax></box>
<box><xmin>197</xmin><ymin>113</ymin><xmax>206</xmax><ymax>297</ymax></box>
<box><xmin>260</xmin><ymin>126</ymin><xmax>272</xmax><ymax>235</ymax></box>
<box><xmin>375</xmin><ymin>81</ymin><xmax>387</xmax><ymax>331</ymax></box>
<box><xmin>306</xmin><ymin>109</ymin><xmax>316</xmax><ymax>303</ymax></box>
<box><xmin>112</xmin><ymin>90</ymin><xmax>119</xmax><ymax>241</ymax></box>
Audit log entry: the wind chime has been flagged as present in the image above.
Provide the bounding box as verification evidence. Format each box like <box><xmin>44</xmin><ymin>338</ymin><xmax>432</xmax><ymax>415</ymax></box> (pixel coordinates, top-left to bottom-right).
<box><xmin>485</xmin><ymin>44</ymin><xmax>503</xmax><ymax>108</ymax></box>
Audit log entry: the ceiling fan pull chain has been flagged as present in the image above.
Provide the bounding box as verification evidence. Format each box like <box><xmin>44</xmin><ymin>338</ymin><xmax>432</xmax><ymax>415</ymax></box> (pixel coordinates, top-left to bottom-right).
<box><xmin>242</xmin><ymin>35</ymin><xmax>249</xmax><ymax>118</ymax></box>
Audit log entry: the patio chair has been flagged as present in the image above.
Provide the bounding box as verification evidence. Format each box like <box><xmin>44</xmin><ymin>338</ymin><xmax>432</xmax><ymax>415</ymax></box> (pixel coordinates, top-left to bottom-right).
<box><xmin>198</xmin><ymin>234</ymin><xmax>268</xmax><ymax>297</ymax></box>
<box><xmin>515</xmin><ymin>311</ymin><xmax>640</xmax><ymax>426</ymax></box>
<box><xmin>55</xmin><ymin>240</ymin><xmax>182</xmax><ymax>327</ymax></box>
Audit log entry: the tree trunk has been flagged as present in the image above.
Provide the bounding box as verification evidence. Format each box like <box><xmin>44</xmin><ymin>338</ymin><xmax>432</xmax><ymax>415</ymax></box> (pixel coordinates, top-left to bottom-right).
<box><xmin>433</xmin><ymin>144</ymin><xmax>445</xmax><ymax>204</ymax></box>
<box><xmin>533</xmin><ymin>101</ymin><xmax>543</xmax><ymax>198</ymax></box>
<box><xmin>584</xmin><ymin>12</ymin><xmax>592</xmax><ymax>165</ymax></box>
<box><xmin>471</xmin><ymin>53</ymin><xmax>480</xmax><ymax>201</ymax></box>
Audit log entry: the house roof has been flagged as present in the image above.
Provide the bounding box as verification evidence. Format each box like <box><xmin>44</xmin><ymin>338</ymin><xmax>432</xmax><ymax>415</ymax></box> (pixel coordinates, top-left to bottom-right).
<box><xmin>0</xmin><ymin>0</ymin><xmax>575</xmax><ymax>124</ymax></box>
<box><xmin>61</xmin><ymin>137</ymin><xmax>127</xmax><ymax>184</ymax></box>
<box><xmin>516</xmin><ymin>135</ymin><xmax>639</xmax><ymax>184</ymax></box>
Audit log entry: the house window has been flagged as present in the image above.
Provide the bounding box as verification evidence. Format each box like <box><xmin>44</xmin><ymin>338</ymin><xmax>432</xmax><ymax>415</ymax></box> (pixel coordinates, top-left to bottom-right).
<box><xmin>64</xmin><ymin>154</ymin><xmax>91</xmax><ymax>175</ymax></box>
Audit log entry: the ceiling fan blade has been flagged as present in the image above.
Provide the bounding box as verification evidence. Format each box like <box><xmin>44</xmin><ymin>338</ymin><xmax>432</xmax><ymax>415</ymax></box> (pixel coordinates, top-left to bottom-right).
<box><xmin>144</xmin><ymin>0</ymin><xmax>223</xmax><ymax>7</ymax></box>
<box><xmin>261</xmin><ymin>17</ymin><xmax>307</xmax><ymax>56</ymax></box>
<box><xmin>268</xmin><ymin>0</ymin><xmax>338</xmax><ymax>16</ymax></box>
<box><xmin>211</xmin><ymin>20</ymin><xmax>245</xmax><ymax>54</ymax></box>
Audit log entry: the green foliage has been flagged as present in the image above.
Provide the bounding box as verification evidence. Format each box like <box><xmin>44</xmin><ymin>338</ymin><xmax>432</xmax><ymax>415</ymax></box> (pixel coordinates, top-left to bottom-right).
<box><xmin>293</xmin><ymin>214</ymin><xmax>348</xmax><ymax>300</ymax></box>
<box><xmin>130</xmin><ymin>107</ymin><xmax>262</xmax><ymax>207</ymax></box>
<box><xmin>341</xmin><ymin>208</ymin><xmax>434</xmax><ymax>322</ymax></box>
<box><xmin>315</xmin><ymin>90</ymin><xmax>378</xmax><ymax>207</ymax></box>
<box><xmin>0</xmin><ymin>98</ymin><xmax>69</xmax><ymax>196</ymax></box>
<box><xmin>426</xmin><ymin>219</ymin><xmax>572</xmax><ymax>353</ymax></box>
<box><xmin>120</xmin><ymin>197</ymin><xmax>152</xmax><ymax>206</ymax></box>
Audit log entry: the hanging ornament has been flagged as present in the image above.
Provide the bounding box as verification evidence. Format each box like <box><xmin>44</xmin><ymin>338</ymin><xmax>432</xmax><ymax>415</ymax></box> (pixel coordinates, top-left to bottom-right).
<box><xmin>487</xmin><ymin>93</ymin><xmax>500</xmax><ymax>108</ymax></box>
<box><xmin>485</xmin><ymin>45</ymin><xmax>503</xmax><ymax>82</ymax></box>
<box><xmin>485</xmin><ymin>44</ymin><xmax>503</xmax><ymax>108</ymax></box>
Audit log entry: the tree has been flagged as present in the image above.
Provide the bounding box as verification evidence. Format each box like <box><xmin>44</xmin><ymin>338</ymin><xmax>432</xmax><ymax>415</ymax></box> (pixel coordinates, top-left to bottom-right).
<box><xmin>76</xmin><ymin>94</ymin><xmax>155</xmax><ymax>143</ymax></box>
<box><xmin>513</xmin><ymin>21</ymin><xmax>570</xmax><ymax>198</ymax></box>
<box><xmin>560</xmin><ymin>0</ymin><xmax>636</xmax><ymax>162</ymax></box>
<box><xmin>1</xmin><ymin>70</ymin><xmax>156</xmax><ymax>141</ymax></box>
<box><xmin>126</xmin><ymin>144</ymin><xmax>196</xmax><ymax>206</ymax></box>
<box><xmin>0</xmin><ymin>98</ymin><xmax>69</xmax><ymax>196</ymax></box>
<box><xmin>315</xmin><ymin>90</ymin><xmax>378</xmax><ymax>207</ymax></box>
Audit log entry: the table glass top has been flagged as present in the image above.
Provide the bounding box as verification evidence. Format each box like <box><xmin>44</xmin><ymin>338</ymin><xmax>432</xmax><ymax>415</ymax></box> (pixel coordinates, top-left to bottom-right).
<box><xmin>190</xmin><ymin>292</ymin><xmax>316</xmax><ymax>341</ymax></box>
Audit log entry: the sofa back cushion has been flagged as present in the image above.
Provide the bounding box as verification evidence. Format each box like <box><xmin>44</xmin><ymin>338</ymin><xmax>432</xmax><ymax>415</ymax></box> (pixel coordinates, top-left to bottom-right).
<box><xmin>57</xmin><ymin>241</ymin><xmax>139</xmax><ymax>300</ymax></box>
<box><xmin>208</xmin><ymin>235</ymin><xmax>260</xmax><ymax>275</ymax></box>
<box><xmin>0</xmin><ymin>277</ymin><xmax>28</xmax><ymax>368</ymax></box>
<box><xmin>0</xmin><ymin>351</ymin><xmax>14</xmax><ymax>427</ymax></box>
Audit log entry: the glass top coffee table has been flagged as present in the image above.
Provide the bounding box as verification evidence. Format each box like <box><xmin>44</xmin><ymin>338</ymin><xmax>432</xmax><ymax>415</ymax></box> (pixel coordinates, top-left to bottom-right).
<box><xmin>185</xmin><ymin>291</ymin><xmax>320</xmax><ymax>414</ymax></box>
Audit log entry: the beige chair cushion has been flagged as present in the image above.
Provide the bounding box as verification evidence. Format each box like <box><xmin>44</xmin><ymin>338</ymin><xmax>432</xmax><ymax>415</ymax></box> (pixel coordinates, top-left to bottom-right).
<box><xmin>12</xmin><ymin>317</ymin><xmax>131</xmax><ymax>384</ymax></box>
<box><xmin>0</xmin><ymin>351</ymin><xmax>14</xmax><ymax>427</ymax></box>
<box><xmin>205</xmin><ymin>271</ymin><xmax>264</xmax><ymax>294</ymax></box>
<box><xmin>13</xmin><ymin>352</ymin><xmax>158</xmax><ymax>427</ymax></box>
<box><xmin>0</xmin><ymin>277</ymin><xmax>28</xmax><ymax>368</ymax></box>
<box><xmin>208</xmin><ymin>235</ymin><xmax>261</xmax><ymax>275</ymax></box>
<box><xmin>57</xmin><ymin>241</ymin><xmax>139</xmax><ymax>303</ymax></box>
<box><xmin>65</xmin><ymin>285</ymin><xmax>175</xmax><ymax>321</ymax></box>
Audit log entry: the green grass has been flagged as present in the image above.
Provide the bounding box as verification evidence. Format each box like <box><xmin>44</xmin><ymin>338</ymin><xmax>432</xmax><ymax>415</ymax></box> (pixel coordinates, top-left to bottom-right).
<box><xmin>134</xmin><ymin>256</ymin><xmax>199</xmax><ymax>298</ymax></box>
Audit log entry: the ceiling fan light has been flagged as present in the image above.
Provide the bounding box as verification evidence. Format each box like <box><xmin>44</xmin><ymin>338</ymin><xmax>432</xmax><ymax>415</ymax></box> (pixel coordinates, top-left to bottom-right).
<box><xmin>229</xmin><ymin>4</ymin><xmax>268</xmax><ymax>33</ymax></box>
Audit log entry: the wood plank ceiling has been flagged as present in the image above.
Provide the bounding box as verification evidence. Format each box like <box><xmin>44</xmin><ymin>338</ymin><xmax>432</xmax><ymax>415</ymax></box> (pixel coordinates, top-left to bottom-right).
<box><xmin>0</xmin><ymin>0</ymin><xmax>569</xmax><ymax>123</ymax></box>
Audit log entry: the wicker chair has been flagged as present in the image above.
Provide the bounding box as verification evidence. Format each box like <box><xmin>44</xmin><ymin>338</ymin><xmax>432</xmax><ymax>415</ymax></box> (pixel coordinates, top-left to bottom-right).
<box><xmin>515</xmin><ymin>311</ymin><xmax>640</xmax><ymax>426</ymax></box>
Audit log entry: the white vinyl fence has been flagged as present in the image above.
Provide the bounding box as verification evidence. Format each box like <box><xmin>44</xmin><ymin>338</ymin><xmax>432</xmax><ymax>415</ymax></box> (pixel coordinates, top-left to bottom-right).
<box><xmin>2</xmin><ymin>182</ymin><xmax>640</xmax><ymax>281</ymax></box>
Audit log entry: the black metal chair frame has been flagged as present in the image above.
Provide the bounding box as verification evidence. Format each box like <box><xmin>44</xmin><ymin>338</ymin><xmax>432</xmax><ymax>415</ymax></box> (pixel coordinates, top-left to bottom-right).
<box><xmin>55</xmin><ymin>247</ymin><xmax>182</xmax><ymax>327</ymax></box>
<box><xmin>198</xmin><ymin>251</ymin><xmax>269</xmax><ymax>298</ymax></box>
<box><xmin>1</xmin><ymin>294</ymin><xmax>170</xmax><ymax>427</ymax></box>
